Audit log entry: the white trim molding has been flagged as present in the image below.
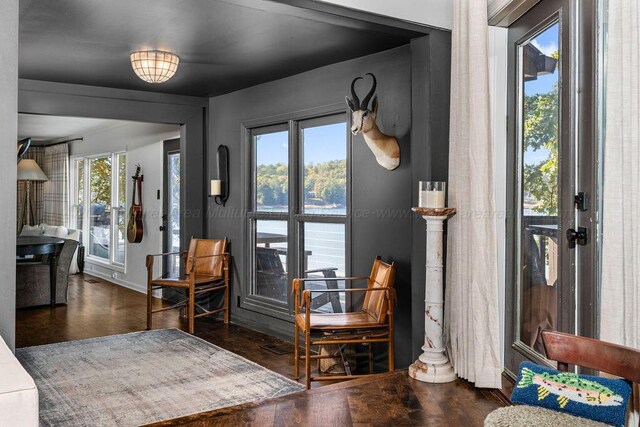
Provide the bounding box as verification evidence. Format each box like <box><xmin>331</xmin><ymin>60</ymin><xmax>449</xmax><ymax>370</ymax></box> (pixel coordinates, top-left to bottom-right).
<box><xmin>488</xmin><ymin>0</ymin><xmax>542</xmax><ymax>27</ymax></box>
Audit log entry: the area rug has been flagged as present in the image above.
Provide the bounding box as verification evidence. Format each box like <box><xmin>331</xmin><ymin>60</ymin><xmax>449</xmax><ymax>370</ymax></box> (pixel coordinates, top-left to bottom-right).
<box><xmin>16</xmin><ymin>329</ymin><xmax>305</xmax><ymax>426</ymax></box>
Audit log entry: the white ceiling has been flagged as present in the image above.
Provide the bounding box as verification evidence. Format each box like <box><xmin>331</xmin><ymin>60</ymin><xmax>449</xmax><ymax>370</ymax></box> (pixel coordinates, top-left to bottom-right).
<box><xmin>316</xmin><ymin>0</ymin><xmax>453</xmax><ymax>30</ymax></box>
<box><xmin>18</xmin><ymin>114</ymin><xmax>133</xmax><ymax>144</ymax></box>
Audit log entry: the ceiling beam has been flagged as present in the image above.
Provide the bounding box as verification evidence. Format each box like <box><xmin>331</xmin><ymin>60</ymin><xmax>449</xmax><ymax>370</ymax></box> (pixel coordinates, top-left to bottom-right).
<box><xmin>219</xmin><ymin>0</ymin><xmax>435</xmax><ymax>37</ymax></box>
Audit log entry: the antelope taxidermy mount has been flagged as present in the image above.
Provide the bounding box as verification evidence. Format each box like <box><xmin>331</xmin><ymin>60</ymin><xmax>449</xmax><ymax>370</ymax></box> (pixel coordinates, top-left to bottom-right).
<box><xmin>346</xmin><ymin>73</ymin><xmax>400</xmax><ymax>170</ymax></box>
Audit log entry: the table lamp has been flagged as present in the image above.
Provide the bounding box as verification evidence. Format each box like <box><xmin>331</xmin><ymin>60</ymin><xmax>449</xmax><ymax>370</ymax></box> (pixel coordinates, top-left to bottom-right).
<box><xmin>18</xmin><ymin>159</ymin><xmax>48</xmax><ymax>228</ymax></box>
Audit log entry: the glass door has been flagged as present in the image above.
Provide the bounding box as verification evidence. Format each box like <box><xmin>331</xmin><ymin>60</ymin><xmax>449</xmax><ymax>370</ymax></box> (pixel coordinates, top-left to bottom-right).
<box><xmin>163</xmin><ymin>138</ymin><xmax>181</xmax><ymax>277</ymax></box>
<box><xmin>506</xmin><ymin>0</ymin><xmax>598</xmax><ymax>374</ymax></box>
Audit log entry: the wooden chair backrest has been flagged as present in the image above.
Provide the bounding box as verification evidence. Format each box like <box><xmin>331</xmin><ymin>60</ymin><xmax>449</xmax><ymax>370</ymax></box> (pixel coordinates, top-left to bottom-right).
<box><xmin>255</xmin><ymin>247</ymin><xmax>285</xmax><ymax>275</ymax></box>
<box><xmin>362</xmin><ymin>257</ymin><xmax>396</xmax><ymax>324</ymax></box>
<box><xmin>542</xmin><ymin>330</ymin><xmax>640</xmax><ymax>382</ymax></box>
<box><xmin>185</xmin><ymin>238</ymin><xmax>227</xmax><ymax>277</ymax></box>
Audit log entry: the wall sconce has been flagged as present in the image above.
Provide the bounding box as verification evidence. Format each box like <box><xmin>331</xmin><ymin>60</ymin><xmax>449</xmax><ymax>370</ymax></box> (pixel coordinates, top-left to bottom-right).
<box><xmin>210</xmin><ymin>145</ymin><xmax>229</xmax><ymax>206</ymax></box>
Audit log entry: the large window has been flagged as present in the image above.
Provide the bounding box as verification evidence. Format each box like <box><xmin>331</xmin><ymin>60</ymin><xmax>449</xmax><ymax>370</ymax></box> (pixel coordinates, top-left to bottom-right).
<box><xmin>71</xmin><ymin>152</ymin><xmax>127</xmax><ymax>268</ymax></box>
<box><xmin>247</xmin><ymin>114</ymin><xmax>349</xmax><ymax>317</ymax></box>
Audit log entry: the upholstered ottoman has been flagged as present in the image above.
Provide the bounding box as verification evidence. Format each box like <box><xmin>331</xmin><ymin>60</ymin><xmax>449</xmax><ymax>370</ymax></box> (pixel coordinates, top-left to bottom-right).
<box><xmin>0</xmin><ymin>337</ymin><xmax>38</xmax><ymax>426</ymax></box>
<box><xmin>484</xmin><ymin>405</ymin><xmax>609</xmax><ymax>427</ymax></box>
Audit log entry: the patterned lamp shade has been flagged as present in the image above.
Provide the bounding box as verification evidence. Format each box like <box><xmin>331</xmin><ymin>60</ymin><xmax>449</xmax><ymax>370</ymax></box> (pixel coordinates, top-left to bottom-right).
<box><xmin>130</xmin><ymin>50</ymin><xmax>180</xmax><ymax>83</ymax></box>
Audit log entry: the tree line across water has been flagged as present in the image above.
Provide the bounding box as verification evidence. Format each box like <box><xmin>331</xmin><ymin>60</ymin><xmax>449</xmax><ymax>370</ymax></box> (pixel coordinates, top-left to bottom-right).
<box><xmin>257</xmin><ymin>160</ymin><xmax>346</xmax><ymax>207</ymax></box>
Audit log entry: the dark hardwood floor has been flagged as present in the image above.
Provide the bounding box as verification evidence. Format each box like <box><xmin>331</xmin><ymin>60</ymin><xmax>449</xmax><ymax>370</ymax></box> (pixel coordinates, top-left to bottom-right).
<box><xmin>16</xmin><ymin>274</ymin><xmax>503</xmax><ymax>426</ymax></box>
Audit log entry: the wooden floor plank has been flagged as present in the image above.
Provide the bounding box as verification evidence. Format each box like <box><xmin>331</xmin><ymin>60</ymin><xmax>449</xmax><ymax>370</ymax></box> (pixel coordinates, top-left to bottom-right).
<box><xmin>16</xmin><ymin>274</ymin><xmax>504</xmax><ymax>426</ymax></box>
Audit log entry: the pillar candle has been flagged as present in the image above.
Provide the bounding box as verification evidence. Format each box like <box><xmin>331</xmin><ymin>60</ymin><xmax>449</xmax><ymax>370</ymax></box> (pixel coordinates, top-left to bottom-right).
<box><xmin>424</xmin><ymin>190</ymin><xmax>445</xmax><ymax>208</ymax></box>
<box><xmin>210</xmin><ymin>179</ymin><xmax>222</xmax><ymax>196</ymax></box>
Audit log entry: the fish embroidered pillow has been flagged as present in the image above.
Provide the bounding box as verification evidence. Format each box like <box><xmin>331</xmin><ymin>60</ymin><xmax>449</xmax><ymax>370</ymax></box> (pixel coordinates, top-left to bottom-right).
<box><xmin>511</xmin><ymin>362</ymin><xmax>632</xmax><ymax>426</ymax></box>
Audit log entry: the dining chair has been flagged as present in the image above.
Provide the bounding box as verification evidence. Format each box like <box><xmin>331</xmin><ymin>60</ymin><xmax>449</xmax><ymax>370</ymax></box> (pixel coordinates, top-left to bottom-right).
<box><xmin>292</xmin><ymin>256</ymin><xmax>396</xmax><ymax>389</ymax></box>
<box><xmin>146</xmin><ymin>237</ymin><xmax>230</xmax><ymax>334</ymax></box>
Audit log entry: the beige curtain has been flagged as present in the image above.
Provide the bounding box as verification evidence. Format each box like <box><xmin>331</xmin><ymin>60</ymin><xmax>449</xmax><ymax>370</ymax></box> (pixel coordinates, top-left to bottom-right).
<box><xmin>42</xmin><ymin>144</ymin><xmax>69</xmax><ymax>227</ymax></box>
<box><xmin>16</xmin><ymin>144</ymin><xmax>69</xmax><ymax>231</ymax></box>
<box><xmin>16</xmin><ymin>147</ymin><xmax>45</xmax><ymax>231</ymax></box>
<box><xmin>600</xmin><ymin>0</ymin><xmax>640</xmax><ymax>423</ymax></box>
<box><xmin>444</xmin><ymin>0</ymin><xmax>502</xmax><ymax>388</ymax></box>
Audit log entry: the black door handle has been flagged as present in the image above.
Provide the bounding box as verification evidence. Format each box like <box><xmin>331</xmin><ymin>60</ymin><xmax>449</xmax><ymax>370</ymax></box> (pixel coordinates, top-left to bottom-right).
<box><xmin>159</xmin><ymin>225</ymin><xmax>166</xmax><ymax>232</ymax></box>
<box><xmin>566</xmin><ymin>227</ymin><xmax>587</xmax><ymax>248</ymax></box>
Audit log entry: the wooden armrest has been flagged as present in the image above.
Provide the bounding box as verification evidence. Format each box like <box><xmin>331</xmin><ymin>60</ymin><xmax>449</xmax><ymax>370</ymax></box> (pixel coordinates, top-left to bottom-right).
<box><xmin>292</xmin><ymin>276</ymin><xmax>369</xmax><ymax>299</ymax></box>
<box><xmin>146</xmin><ymin>251</ymin><xmax>187</xmax><ymax>269</ymax></box>
<box><xmin>300</xmin><ymin>287</ymin><xmax>395</xmax><ymax>310</ymax></box>
<box><xmin>147</xmin><ymin>251</ymin><xmax>186</xmax><ymax>258</ymax></box>
<box><xmin>293</xmin><ymin>276</ymin><xmax>369</xmax><ymax>283</ymax></box>
<box><xmin>303</xmin><ymin>267</ymin><xmax>339</xmax><ymax>275</ymax></box>
<box><xmin>304</xmin><ymin>287</ymin><xmax>394</xmax><ymax>294</ymax></box>
<box><xmin>188</xmin><ymin>253</ymin><xmax>230</xmax><ymax>260</ymax></box>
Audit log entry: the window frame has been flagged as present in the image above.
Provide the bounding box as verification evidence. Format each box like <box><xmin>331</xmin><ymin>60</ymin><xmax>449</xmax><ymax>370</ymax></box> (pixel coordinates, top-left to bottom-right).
<box><xmin>70</xmin><ymin>151</ymin><xmax>127</xmax><ymax>271</ymax></box>
<box><xmin>241</xmin><ymin>106</ymin><xmax>352</xmax><ymax>321</ymax></box>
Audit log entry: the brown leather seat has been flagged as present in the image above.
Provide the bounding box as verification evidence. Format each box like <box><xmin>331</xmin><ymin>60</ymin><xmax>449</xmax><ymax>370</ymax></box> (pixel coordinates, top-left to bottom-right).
<box><xmin>293</xmin><ymin>256</ymin><xmax>396</xmax><ymax>389</ymax></box>
<box><xmin>151</xmin><ymin>274</ymin><xmax>224</xmax><ymax>288</ymax></box>
<box><xmin>146</xmin><ymin>238</ymin><xmax>230</xmax><ymax>334</ymax></box>
<box><xmin>295</xmin><ymin>312</ymin><xmax>387</xmax><ymax>332</ymax></box>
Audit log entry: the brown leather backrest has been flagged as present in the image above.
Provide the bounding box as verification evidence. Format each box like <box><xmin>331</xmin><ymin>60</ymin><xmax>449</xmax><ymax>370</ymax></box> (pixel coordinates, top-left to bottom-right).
<box><xmin>362</xmin><ymin>257</ymin><xmax>396</xmax><ymax>324</ymax></box>
<box><xmin>185</xmin><ymin>238</ymin><xmax>227</xmax><ymax>277</ymax></box>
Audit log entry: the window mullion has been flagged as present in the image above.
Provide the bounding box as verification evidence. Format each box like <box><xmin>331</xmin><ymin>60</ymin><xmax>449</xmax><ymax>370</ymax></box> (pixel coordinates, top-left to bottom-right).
<box><xmin>288</xmin><ymin>119</ymin><xmax>299</xmax><ymax>311</ymax></box>
<box><xmin>83</xmin><ymin>160</ymin><xmax>90</xmax><ymax>250</ymax></box>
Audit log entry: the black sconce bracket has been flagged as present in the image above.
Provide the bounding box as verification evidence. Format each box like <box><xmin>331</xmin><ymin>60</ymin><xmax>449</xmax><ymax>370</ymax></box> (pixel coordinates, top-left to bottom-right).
<box><xmin>210</xmin><ymin>144</ymin><xmax>229</xmax><ymax>206</ymax></box>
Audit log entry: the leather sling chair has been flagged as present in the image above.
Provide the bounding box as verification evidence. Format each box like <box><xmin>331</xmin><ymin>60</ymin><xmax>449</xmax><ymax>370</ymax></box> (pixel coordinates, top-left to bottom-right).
<box><xmin>292</xmin><ymin>256</ymin><xmax>396</xmax><ymax>389</ymax></box>
<box><xmin>146</xmin><ymin>238</ymin><xmax>230</xmax><ymax>334</ymax></box>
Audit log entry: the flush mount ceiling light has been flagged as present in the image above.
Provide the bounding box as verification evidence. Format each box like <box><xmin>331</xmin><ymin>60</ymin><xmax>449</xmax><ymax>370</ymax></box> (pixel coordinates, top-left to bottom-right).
<box><xmin>130</xmin><ymin>50</ymin><xmax>180</xmax><ymax>83</ymax></box>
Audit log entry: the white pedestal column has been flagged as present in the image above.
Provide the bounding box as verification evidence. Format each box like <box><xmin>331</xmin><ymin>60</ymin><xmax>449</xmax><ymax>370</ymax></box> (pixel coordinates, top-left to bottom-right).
<box><xmin>408</xmin><ymin>208</ymin><xmax>457</xmax><ymax>383</ymax></box>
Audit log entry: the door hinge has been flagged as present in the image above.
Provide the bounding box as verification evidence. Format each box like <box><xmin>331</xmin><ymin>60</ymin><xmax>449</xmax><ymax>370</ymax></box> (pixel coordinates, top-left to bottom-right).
<box><xmin>574</xmin><ymin>192</ymin><xmax>588</xmax><ymax>211</ymax></box>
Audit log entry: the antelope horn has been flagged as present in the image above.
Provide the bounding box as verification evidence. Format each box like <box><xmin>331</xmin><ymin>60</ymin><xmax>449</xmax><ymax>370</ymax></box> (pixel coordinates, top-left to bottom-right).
<box><xmin>361</xmin><ymin>73</ymin><xmax>377</xmax><ymax>110</ymax></box>
<box><xmin>350</xmin><ymin>77</ymin><xmax>362</xmax><ymax>109</ymax></box>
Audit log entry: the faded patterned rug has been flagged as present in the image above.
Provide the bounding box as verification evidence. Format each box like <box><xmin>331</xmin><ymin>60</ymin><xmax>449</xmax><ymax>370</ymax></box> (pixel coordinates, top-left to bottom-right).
<box><xmin>16</xmin><ymin>329</ymin><xmax>305</xmax><ymax>426</ymax></box>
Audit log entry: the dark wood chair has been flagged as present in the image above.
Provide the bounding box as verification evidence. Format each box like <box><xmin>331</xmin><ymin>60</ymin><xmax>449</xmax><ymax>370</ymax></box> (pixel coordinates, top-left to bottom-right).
<box><xmin>146</xmin><ymin>238</ymin><xmax>230</xmax><ymax>334</ymax></box>
<box><xmin>256</xmin><ymin>246</ymin><xmax>341</xmax><ymax>311</ymax></box>
<box><xmin>292</xmin><ymin>256</ymin><xmax>396</xmax><ymax>389</ymax></box>
<box><xmin>485</xmin><ymin>330</ymin><xmax>640</xmax><ymax>426</ymax></box>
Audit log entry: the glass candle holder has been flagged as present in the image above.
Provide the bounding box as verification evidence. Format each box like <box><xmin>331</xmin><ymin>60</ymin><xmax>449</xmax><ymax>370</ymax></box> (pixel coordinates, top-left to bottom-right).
<box><xmin>418</xmin><ymin>181</ymin><xmax>446</xmax><ymax>208</ymax></box>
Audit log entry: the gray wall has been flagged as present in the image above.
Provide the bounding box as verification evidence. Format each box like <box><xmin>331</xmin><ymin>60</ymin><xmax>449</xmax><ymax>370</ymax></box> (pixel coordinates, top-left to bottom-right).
<box><xmin>209</xmin><ymin>33</ymin><xmax>450</xmax><ymax>367</ymax></box>
<box><xmin>0</xmin><ymin>0</ymin><xmax>18</xmax><ymax>350</ymax></box>
<box><xmin>410</xmin><ymin>32</ymin><xmax>452</xmax><ymax>362</ymax></box>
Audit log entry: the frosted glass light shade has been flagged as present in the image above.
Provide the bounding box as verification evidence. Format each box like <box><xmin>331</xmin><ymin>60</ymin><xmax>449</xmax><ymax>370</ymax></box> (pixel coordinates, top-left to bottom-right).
<box><xmin>17</xmin><ymin>159</ymin><xmax>48</xmax><ymax>181</ymax></box>
<box><xmin>130</xmin><ymin>50</ymin><xmax>180</xmax><ymax>83</ymax></box>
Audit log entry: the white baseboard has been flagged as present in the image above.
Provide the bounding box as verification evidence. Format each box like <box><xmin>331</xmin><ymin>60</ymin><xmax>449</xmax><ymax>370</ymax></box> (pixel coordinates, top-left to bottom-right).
<box><xmin>82</xmin><ymin>269</ymin><xmax>152</xmax><ymax>296</ymax></box>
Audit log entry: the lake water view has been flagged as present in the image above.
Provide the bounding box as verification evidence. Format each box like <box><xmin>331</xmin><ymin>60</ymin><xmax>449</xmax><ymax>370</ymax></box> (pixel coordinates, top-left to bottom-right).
<box><xmin>257</xmin><ymin>207</ymin><xmax>346</xmax><ymax>277</ymax></box>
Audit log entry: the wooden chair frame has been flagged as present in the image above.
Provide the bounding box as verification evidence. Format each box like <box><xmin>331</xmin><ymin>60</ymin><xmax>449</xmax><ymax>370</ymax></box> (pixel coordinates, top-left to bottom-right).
<box><xmin>146</xmin><ymin>241</ymin><xmax>230</xmax><ymax>334</ymax></box>
<box><xmin>292</xmin><ymin>258</ymin><xmax>396</xmax><ymax>389</ymax></box>
<box><xmin>542</xmin><ymin>330</ymin><xmax>640</xmax><ymax>382</ymax></box>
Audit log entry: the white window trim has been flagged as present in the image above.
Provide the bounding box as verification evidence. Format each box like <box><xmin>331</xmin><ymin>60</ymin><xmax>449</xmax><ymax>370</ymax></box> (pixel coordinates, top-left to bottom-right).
<box><xmin>70</xmin><ymin>151</ymin><xmax>127</xmax><ymax>271</ymax></box>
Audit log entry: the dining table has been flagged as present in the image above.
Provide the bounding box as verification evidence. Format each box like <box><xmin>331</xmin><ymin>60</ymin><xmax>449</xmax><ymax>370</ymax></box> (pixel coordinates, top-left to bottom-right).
<box><xmin>16</xmin><ymin>235</ymin><xmax>65</xmax><ymax>307</ymax></box>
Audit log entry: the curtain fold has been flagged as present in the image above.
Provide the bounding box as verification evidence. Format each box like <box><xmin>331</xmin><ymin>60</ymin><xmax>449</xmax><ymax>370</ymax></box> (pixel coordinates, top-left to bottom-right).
<box><xmin>16</xmin><ymin>144</ymin><xmax>69</xmax><ymax>231</ymax></box>
<box><xmin>42</xmin><ymin>144</ymin><xmax>69</xmax><ymax>227</ymax></box>
<box><xmin>444</xmin><ymin>0</ymin><xmax>502</xmax><ymax>388</ymax></box>
<box><xmin>600</xmin><ymin>0</ymin><xmax>640</xmax><ymax>423</ymax></box>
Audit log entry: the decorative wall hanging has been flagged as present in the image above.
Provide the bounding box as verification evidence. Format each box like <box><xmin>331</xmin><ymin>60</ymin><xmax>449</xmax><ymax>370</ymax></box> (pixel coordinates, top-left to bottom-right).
<box><xmin>345</xmin><ymin>73</ymin><xmax>400</xmax><ymax>170</ymax></box>
<box><xmin>210</xmin><ymin>145</ymin><xmax>229</xmax><ymax>206</ymax></box>
<box><xmin>127</xmin><ymin>164</ymin><xmax>144</xmax><ymax>243</ymax></box>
